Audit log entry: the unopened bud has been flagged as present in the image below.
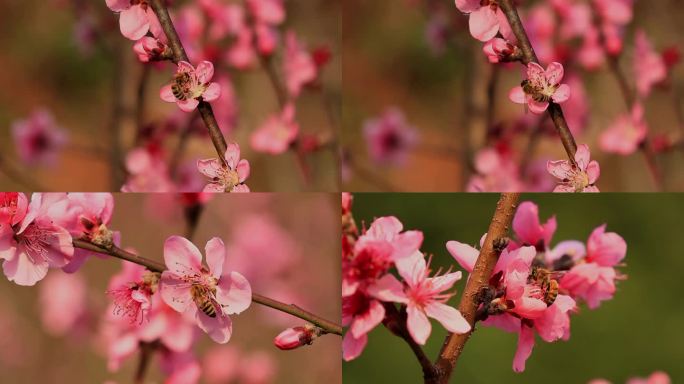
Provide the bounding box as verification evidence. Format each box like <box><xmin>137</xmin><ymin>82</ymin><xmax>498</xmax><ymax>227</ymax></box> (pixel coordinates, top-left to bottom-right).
<box><xmin>274</xmin><ymin>324</ymin><xmax>322</xmax><ymax>350</ymax></box>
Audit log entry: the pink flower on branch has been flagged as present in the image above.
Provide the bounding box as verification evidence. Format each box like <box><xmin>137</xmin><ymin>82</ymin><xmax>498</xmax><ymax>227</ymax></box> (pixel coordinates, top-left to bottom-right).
<box><xmin>283</xmin><ymin>31</ymin><xmax>317</xmax><ymax>98</ymax></box>
<box><xmin>547</xmin><ymin>144</ymin><xmax>600</xmax><ymax>192</ymax></box>
<box><xmin>369</xmin><ymin>252</ymin><xmax>471</xmax><ymax>345</ymax></box>
<box><xmin>454</xmin><ymin>0</ymin><xmax>513</xmax><ymax>42</ymax></box>
<box><xmin>509</xmin><ymin>62</ymin><xmax>571</xmax><ymax>114</ymax></box>
<box><xmin>161</xmin><ymin>61</ymin><xmax>222</xmax><ymax>112</ymax></box>
<box><xmin>160</xmin><ymin>236</ymin><xmax>252</xmax><ymax>343</ymax></box>
<box><xmin>274</xmin><ymin>324</ymin><xmax>322</xmax><ymax>350</ymax></box>
<box><xmin>197</xmin><ymin>143</ymin><xmax>250</xmax><ymax>193</ymax></box>
<box><xmin>105</xmin><ymin>0</ymin><xmax>162</xmax><ymax>40</ymax></box>
<box><xmin>0</xmin><ymin>193</ymin><xmax>74</xmax><ymax>286</ymax></box>
<box><xmin>633</xmin><ymin>30</ymin><xmax>667</xmax><ymax>98</ymax></box>
<box><xmin>133</xmin><ymin>36</ymin><xmax>170</xmax><ymax>63</ymax></box>
<box><xmin>107</xmin><ymin>260</ymin><xmax>157</xmax><ymax>323</ymax></box>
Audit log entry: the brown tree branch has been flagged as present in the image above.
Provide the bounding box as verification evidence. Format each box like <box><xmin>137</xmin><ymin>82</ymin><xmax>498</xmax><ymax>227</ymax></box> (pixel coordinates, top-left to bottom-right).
<box><xmin>497</xmin><ymin>0</ymin><xmax>579</xmax><ymax>165</ymax></box>
<box><xmin>72</xmin><ymin>238</ymin><xmax>342</xmax><ymax>336</ymax></box>
<box><xmin>427</xmin><ymin>193</ymin><xmax>520</xmax><ymax>384</ymax></box>
<box><xmin>148</xmin><ymin>0</ymin><xmax>228</xmax><ymax>162</ymax></box>
<box><xmin>382</xmin><ymin>303</ymin><xmax>437</xmax><ymax>380</ymax></box>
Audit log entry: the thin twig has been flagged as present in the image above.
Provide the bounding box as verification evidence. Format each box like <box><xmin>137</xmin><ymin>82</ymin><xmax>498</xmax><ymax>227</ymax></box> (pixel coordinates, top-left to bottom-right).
<box><xmin>72</xmin><ymin>238</ymin><xmax>342</xmax><ymax>335</ymax></box>
<box><xmin>149</xmin><ymin>0</ymin><xmax>228</xmax><ymax>162</ymax></box>
<box><xmin>382</xmin><ymin>303</ymin><xmax>437</xmax><ymax>380</ymax></box>
<box><xmin>134</xmin><ymin>341</ymin><xmax>157</xmax><ymax>384</ymax></box>
<box><xmin>498</xmin><ymin>0</ymin><xmax>578</xmax><ymax>165</ymax></box>
<box><xmin>428</xmin><ymin>193</ymin><xmax>520</xmax><ymax>384</ymax></box>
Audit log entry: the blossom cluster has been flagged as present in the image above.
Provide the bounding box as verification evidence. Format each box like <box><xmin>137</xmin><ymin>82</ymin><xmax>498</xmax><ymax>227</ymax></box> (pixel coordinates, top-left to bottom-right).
<box><xmin>447</xmin><ymin>201</ymin><xmax>626</xmax><ymax>371</ymax></box>
<box><xmin>98</xmin><ymin>0</ymin><xmax>329</xmax><ymax>192</ymax></box>
<box><xmin>342</xmin><ymin>193</ymin><xmax>470</xmax><ymax>360</ymax></box>
<box><xmin>0</xmin><ymin>192</ymin><xmax>260</xmax><ymax>382</ymax></box>
<box><xmin>342</xmin><ymin>195</ymin><xmax>627</xmax><ymax>373</ymax></box>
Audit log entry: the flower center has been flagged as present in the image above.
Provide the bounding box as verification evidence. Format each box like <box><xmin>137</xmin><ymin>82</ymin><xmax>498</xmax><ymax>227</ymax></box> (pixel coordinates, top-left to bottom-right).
<box><xmin>214</xmin><ymin>167</ymin><xmax>240</xmax><ymax>192</ymax></box>
<box><xmin>566</xmin><ymin>168</ymin><xmax>590</xmax><ymax>192</ymax></box>
<box><xmin>18</xmin><ymin>223</ymin><xmax>53</xmax><ymax>262</ymax></box>
<box><xmin>522</xmin><ymin>79</ymin><xmax>557</xmax><ymax>102</ymax></box>
<box><xmin>172</xmin><ymin>72</ymin><xmax>207</xmax><ymax>101</ymax></box>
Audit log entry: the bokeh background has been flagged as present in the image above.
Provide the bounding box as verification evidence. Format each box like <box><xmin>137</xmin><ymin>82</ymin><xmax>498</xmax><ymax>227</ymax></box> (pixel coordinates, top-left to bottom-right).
<box><xmin>342</xmin><ymin>0</ymin><xmax>684</xmax><ymax>191</ymax></box>
<box><xmin>0</xmin><ymin>193</ymin><xmax>341</xmax><ymax>383</ymax></box>
<box><xmin>345</xmin><ymin>193</ymin><xmax>684</xmax><ymax>383</ymax></box>
<box><xmin>0</xmin><ymin>0</ymin><xmax>340</xmax><ymax>191</ymax></box>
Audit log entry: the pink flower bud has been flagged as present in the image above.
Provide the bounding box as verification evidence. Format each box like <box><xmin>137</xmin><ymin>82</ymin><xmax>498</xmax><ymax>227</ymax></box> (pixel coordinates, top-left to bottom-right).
<box><xmin>274</xmin><ymin>325</ymin><xmax>320</xmax><ymax>350</ymax></box>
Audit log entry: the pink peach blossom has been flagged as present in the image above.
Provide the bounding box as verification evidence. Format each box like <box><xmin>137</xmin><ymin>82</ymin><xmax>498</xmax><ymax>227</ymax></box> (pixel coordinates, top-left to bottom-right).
<box><xmin>363</xmin><ymin>107</ymin><xmax>419</xmax><ymax>166</ymax></box>
<box><xmin>250</xmin><ymin>104</ymin><xmax>299</xmax><ymax>155</ymax></box>
<box><xmin>342</xmin><ymin>292</ymin><xmax>385</xmax><ymax>361</ymax></box>
<box><xmin>512</xmin><ymin>201</ymin><xmax>557</xmax><ymax>250</ymax></box>
<box><xmin>274</xmin><ymin>325</ymin><xmax>321</xmax><ymax>350</ymax></box>
<box><xmin>0</xmin><ymin>193</ymin><xmax>74</xmax><ymax>286</ymax></box>
<box><xmin>509</xmin><ymin>62</ymin><xmax>571</xmax><ymax>114</ymax></box>
<box><xmin>107</xmin><ymin>260</ymin><xmax>155</xmax><ymax>323</ymax></box>
<box><xmin>634</xmin><ymin>30</ymin><xmax>667</xmax><ymax>97</ymax></box>
<box><xmin>600</xmin><ymin>103</ymin><xmax>648</xmax><ymax>155</ymax></box>
<box><xmin>547</xmin><ymin>144</ymin><xmax>600</xmax><ymax>192</ymax></box>
<box><xmin>159</xmin><ymin>350</ymin><xmax>202</xmax><ymax>384</ymax></box>
<box><xmin>454</xmin><ymin>0</ymin><xmax>513</xmax><ymax>42</ymax></box>
<box><xmin>62</xmin><ymin>193</ymin><xmax>115</xmax><ymax>273</ymax></box>
<box><xmin>226</xmin><ymin>27</ymin><xmax>257</xmax><ymax>69</ymax></box>
<box><xmin>368</xmin><ymin>252</ymin><xmax>471</xmax><ymax>345</ymax></box>
<box><xmin>483</xmin><ymin>38</ymin><xmax>519</xmax><ymax>63</ymax></box>
<box><xmin>283</xmin><ymin>31</ymin><xmax>317</xmax><ymax>97</ymax></box>
<box><xmin>160</xmin><ymin>236</ymin><xmax>252</xmax><ymax>343</ymax></box>
<box><xmin>0</xmin><ymin>192</ymin><xmax>28</xmax><ymax>227</ymax></box>
<box><xmin>132</xmin><ymin>36</ymin><xmax>169</xmax><ymax>62</ymax></box>
<box><xmin>160</xmin><ymin>61</ymin><xmax>222</xmax><ymax>112</ymax></box>
<box><xmin>197</xmin><ymin>143</ymin><xmax>250</xmax><ymax>193</ymax></box>
<box><xmin>105</xmin><ymin>0</ymin><xmax>161</xmax><ymax>40</ymax></box>
<box><xmin>11</xmin><ymin>109</ymin><xmax>68</xmax><ymax>166</ymax></box>
<box><xmin>466</xmin><ymin>146</ymin><xmax>524</xmax><ymax>192</ymax></box>
<box><xmin>246</xmin><ymin>0</ymin><xmax>285</xmax><ymax>26</ymax></box>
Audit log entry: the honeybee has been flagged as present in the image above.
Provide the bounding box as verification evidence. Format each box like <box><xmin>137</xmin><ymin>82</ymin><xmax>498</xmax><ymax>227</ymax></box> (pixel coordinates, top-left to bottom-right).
<box><xmin>529</xmin><ymin>267</ymin><xmax>564</xmax><ymax>306</ymax></box>
<box><xmin>520</xmin><ymin>79</ymin><xmax>551</xmax><ymax>103</ymax></box>
<box><xmin>171</xmin><ymin>72</ymin><xmax>192</xmax><ymax>100</ymax></box>
<box><xmin>191</xmin><ymin>284</ymin><xmax>220</xmax><ymax>318</ymax></box>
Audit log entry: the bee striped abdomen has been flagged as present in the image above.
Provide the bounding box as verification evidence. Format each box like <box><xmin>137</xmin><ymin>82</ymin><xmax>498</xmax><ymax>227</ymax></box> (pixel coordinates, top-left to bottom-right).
<box><xmin>191</xmin><ymin>285</ymin><xmax>218</xmax><ymax>318</ymax></box>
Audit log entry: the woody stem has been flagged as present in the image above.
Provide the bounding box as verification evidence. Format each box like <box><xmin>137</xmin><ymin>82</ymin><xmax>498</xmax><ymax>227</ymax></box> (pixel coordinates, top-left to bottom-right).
<box><xmin>426</xmin><ymin>193</ymin><xmax>520</xmax><ymax>384</ymax></box>
<box><xmin>148</xmin><ymin>0</ymin><xmax>228</xmax><ymax>162</ymax></box>
<box><xmin>71</xmin><ymin>239</ymin><xmax>342</xmax><ymax>336</ymax></box>
<box><xmin>497</xmin><ymin>0</ymin><xmax>578</xmax><ymax>166</ymax></box>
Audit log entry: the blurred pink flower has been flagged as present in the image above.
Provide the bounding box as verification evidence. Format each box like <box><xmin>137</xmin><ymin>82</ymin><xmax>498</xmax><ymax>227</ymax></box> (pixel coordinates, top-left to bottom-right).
<box><xmin>133</xmin><ymin>36</ymin><xmax>169</xmax><ymax>62</ymax></box>
<box><xmin>211</xmin><ymin>76</ymin><xmax>239</xmax><ymax>135</ymax></box>
<box><xmin>121</xmin><ymin>147</ymin><xmax>176</xmax><ymax>192</ymax></box>
<box><xmin>203</xmin><ymin>345</ymin><xmax>276</xmax><ymax>384</ymax></box>
<box><xmin>634</xmin><ymin>30</ymin><xmax>667</xmax><ymax>97</ymax></box>
<box><xmin>466</xmin><ymin>147</ymin><xmax>524</xmax><ymax>192</ymax></box>
<box><xmin>250</xmin><ymin>104</ymin><xmax>299</xmax><ymax>155</ymax></box>
<box><xmin>600</xmin><ymin>103</ymin><xmax>648</xmax><ymax>155</ymax></box>
<box><xmin>627</xmin><ymin>371</ymin><xmax>671</xmax><ymax>384</ymax></box>
<box><xmin>197</xmin><ymin>143</ymin><xmax>251</xmax><ymax>192</ymax></box>
<box><xmin>39</xmin><ymin>270</ymin><xmax>89</xmax><ymax>336</ymax></box>
<box><xmin>369</xmin><ymin>252</ymin><xmax>471</xmax><ymax>345</ymax></box>
<box><xmin>547</xmin><ymin>144</ymin><xmax>600</xmax><ymax>192</ymax></box>
<box><xmin>363</xmin><ymin>107</ymin><xmax>419</xmax><ymax>166</ymax></box>
<box><xmin>509</xmin><ymin>62</ymin><xmax>570</xmax><ymax>114</ymax></box>
<box><xmin>226</xmin><ymin>27</ymin><xmax>257</xmax><ymax>69</ymax></box>
<box><xmin>11</xmin><ymin>109</ymin><xmax>68</xmax><ymax>166</ymax></box>
<box><xmin>246</xmin><ymin>0</ymin><xmax>285</xmax><ymax>26</ymax></box>
<box><xmin>563</xmin><ymin>75</ymin><xmax>590</xmax><ymax>136</ymax></box>
<box><xmin>454</xmin><ymin>0</ymin><xmax>512</xmax><ymax>42</ymax></box>
<box><xmin>284</xmin><ymin>31</ymin><xmax>317</xmax><ymax>97</ymax></box>
<box><xmin>0</xmin><ymin>193</ymin><xmax>74</xmax><ymax>286</ymax></box>
<box><xmin>160</xmin><ymin>236</ymin><xmax>252</xmax><ymax>343</ymax></box>
<box><xmin>159</xmin><ymin>350</ymin><xmax>201</xmax><ymax>384</ymax></box>
<box><xmin>105</xmin><ymin>0</ymin><xmax>161</xmax><ymax>40</ymax></box>
<box><xmin>160</xmin><ymin>61</ymin><xmax>222</xmax><ymax>112</ymax></box>
<box><xmin>483</xmin><ymin>38</ymin><xmax>519</xmax><ymax>63</ymax></box>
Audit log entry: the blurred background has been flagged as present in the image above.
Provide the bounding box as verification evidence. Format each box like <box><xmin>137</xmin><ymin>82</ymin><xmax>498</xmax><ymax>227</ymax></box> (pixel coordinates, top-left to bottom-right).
<box><xmin>342</xmin><ymin>0</ymin><xmax>684</xmax><ymax>192</ymax></box>
<box><xmin>0</xmin><ymin>0</ymin><xmax>340</xmax><ymax>192</ymax></box>
<box><xmin>0</xmin><ymin>193</ymin><xmax>341</xmax><ymax>383</ymax></box>
<box><xmin>344</xmin><ymin>193</ymin><xmax>684</xmax><ymax>383</ymax></box>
